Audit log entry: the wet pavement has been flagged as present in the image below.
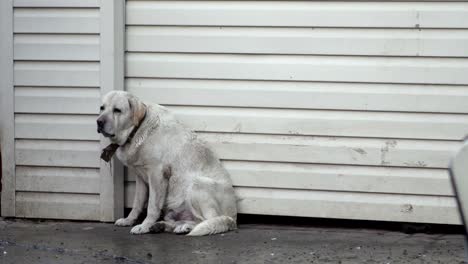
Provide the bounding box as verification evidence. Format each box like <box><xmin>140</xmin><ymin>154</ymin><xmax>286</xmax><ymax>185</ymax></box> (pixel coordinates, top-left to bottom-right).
<box><xmin>0</xmin><ymin>218</ymin><xmax>466</xmax><ymax>264</ymax></box>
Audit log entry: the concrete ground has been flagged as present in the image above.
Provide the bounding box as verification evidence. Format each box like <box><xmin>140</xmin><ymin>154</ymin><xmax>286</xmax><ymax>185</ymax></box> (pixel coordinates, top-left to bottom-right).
<box><xmin>0</xmin><ymin>218</ymin><xmax>466</xmax><ymax>264</ymax></box>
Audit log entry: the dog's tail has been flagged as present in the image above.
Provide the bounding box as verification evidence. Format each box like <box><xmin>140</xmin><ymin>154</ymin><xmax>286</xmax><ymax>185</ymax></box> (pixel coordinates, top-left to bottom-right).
<box><xmin>186</xmin><ymin>216</ymin><xmax>236</xmax><ymax>236</ymax></box>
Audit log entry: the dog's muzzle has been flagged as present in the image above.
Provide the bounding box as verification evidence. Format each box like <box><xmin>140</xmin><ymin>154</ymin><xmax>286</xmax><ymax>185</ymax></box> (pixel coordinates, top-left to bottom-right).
<box><xmin>97</xmin><ymin>119</ymin><xmax>114</xmax><ymax>138</ymax></box>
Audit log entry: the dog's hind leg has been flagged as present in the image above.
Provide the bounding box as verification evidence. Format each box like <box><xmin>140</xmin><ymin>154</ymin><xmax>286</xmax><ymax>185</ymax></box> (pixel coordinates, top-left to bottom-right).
<box><xmin>149</xmin><ymin>220</ymin><xmax>196</xmax><ymax>234</ymax></box>
<box><xmin>149</xmin><ymin>208</ymin><xmax>197</xmax><ymax>234</ymax></box>
<box><xmin>149</xmin><ymin>221</ymin><xmax>176</xmax><ymax>233</ymax></box>
<box><xmin>173</xmin><ymin>221</ymin><xmax>196</xmax><ymax>234</ymax></box>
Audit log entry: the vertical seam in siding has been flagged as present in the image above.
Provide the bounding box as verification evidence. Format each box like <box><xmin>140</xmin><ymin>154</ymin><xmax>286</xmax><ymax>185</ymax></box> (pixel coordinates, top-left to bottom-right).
<box><xmin>0</xmin><ymin>0</ymin><xmax>15</xmax><ymax>217</ymax></box>
<box><xmin>99</xmin><ymin>0</ymin><xmax>125</xmax><ymax>222</ymax></box>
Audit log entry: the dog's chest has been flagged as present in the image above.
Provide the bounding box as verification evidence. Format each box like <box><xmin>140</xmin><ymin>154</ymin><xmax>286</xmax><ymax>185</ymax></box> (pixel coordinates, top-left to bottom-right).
<box><xmin>115</xmin><ymin>149</ymin><xmax>129</xmax><ymax>166</ymax></box>
<box><xmin>115</xmin><ymin>144</ymin><xmax>146</xmax><ymax>166</ymax></box>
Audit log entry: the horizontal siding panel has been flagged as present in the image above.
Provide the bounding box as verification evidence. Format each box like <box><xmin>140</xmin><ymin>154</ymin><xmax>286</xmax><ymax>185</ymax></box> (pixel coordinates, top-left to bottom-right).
<box><xmin>235</xmin><ymin>187</ymin><xmax>460</xmax><ymax>225</ymax></box>
<box><xmin>169</xmin><ymin>106</ymin><xmax>468</xmax><ymax>140</ymax></box>
<box><xmin>198</xmin><ymin>133</ymin><xmax>461</xmax><ymax>169</ymax></box>
<box><xmin>14</xmin><ymin>61</ymin><xmax>100</xmax><ymax>87</ymax></box>
<box><xmin>15</xmin><ymin>34</ymin><xmax>100</xmax><ymax>61</ymax></box>
<box><xmin>11</xmin><ymin>1</ymin><xmax>102</xmax><ymax>222</ymax></box>
<box><xmin>126</xmin><ymin>1</ymin><xmax>468</xmax><ymax>29</ymax></box>
<box><xmin>126</xmin><ymin>53</ymin><xmax>468</xmax><ymax>85</ymax></box>
<box><xmin>14</xmin><ymin>0</ymin><xmax>100</xmax><ymax>7</ymax></box>
<box><xmin>14</xmin><ymin>8</ymin><xmax>100</xmax><ymax>33</ymax></box>
<box><xmin>127</xmin><ymin>26</ymin><xmax>468</xmax><ymax>57</ymax></box>
<box><xmin>15</xmin><ymin>114</ymin><xmax>99</xmax><ymax>140</ymax></box>
<box><xmin>124</xmin><ymin>184</ymin><xmax>459</xmax><ymax>224</ymax></box>
<box><xmin>127</xmin><ymin>78</ymin><xmax>468</xmax><ymax>114</ymax></box>
<box><xmin>16</xmin><ymin>192</ymin><xmax>100</xmax><ymax>220</ymax></box>
<box><xmin>15</xmin><ymin>87</ymin><xmax>100</xmax><ymax>114</ymax></box>
<box><xmin>15</xmin><ymin>139</ymin><xmax>100</xmax><ymax>168</ymax></box>
<box><xmin>226</xmin><ymin>161</ymin><xmax>453</xmax><ymax>196</ymax></box>
<box><xmin>126</xmin><ymin>161</ymin><xmax>453</xmax><ymax>196</ymax></box>
<box><xmin>16</xmin><ymin>166</ymin><xmax>100</xmax><ymax>194</ymax></box>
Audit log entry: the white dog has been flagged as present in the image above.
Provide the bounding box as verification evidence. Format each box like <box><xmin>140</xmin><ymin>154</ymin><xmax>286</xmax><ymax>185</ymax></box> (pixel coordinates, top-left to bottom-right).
<box><xmin>97</xmin><ymin>91</ymin><xmax>237</xmax><ymax>236</ymax></box>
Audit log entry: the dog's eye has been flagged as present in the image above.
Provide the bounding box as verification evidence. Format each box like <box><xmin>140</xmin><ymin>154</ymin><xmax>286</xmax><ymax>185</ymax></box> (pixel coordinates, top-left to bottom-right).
<box><xmin>100</xmin><ymin>106</ymin><xmax>104</xmax><ymax>111</ymax></box>
<box><xmin>113</xmin><ymin>108</ymin><xmax>122</xmax><ymax>113</ymax></box>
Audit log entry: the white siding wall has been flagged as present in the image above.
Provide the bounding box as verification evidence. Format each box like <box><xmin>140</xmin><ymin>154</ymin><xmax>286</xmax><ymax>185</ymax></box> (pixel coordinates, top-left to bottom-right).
<box><xmin>124</xmin><ymin>1</ymin><xmax>468</xmax><ymax>224</ymax></box>
<box><xmin>13</xmin><ymin>0</ymin><xmax>101</xmax><ymax>220</ymax></box>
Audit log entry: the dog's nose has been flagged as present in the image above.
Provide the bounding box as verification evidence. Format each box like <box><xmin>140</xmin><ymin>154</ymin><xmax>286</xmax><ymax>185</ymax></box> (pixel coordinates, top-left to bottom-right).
<box><xmin>97</xmin><ymin>120</ymin><xmax>104</xmax><ymax>130</ymax></box>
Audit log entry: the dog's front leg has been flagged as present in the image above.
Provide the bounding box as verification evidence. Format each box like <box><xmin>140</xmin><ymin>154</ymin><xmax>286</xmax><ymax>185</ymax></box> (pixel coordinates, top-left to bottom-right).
<box><xmin>115</xmin><ymin>175</ymin><xmax>148</xmax><ymax>227</ymax></box>
<box><xmin>130</xmin><ymin>167</ymin><xmax>167</xmax><ymax>235</ymax></box>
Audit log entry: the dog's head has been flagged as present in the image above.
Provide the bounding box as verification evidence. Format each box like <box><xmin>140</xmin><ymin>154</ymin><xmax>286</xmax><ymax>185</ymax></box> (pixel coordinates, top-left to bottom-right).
<box><xmin>97</xmin><ymin>91</ymin><xmax>146</xmax><ymax>145</ymax></box>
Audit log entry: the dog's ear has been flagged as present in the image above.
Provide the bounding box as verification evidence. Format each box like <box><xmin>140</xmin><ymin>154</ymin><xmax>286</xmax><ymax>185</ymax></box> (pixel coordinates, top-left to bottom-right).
<box><xmin>128</xmin><ymin>94</ymin><xmax>147</xmax><ymax>126</ymax></box>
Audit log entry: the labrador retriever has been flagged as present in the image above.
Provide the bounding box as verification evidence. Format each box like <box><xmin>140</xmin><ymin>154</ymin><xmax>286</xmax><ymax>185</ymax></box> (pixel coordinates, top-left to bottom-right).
<box><xmin>97</xmin><ymin>91</ymin><xmax>237</xmax><ymax>236</ymax></box>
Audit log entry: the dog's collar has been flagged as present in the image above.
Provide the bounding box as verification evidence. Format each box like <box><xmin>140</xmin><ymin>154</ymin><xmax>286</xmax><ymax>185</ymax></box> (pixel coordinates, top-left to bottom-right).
<box><xmin>100</xmin><ymin>110</ymin><xmax>147</xmax><ymax>163</ymax></box>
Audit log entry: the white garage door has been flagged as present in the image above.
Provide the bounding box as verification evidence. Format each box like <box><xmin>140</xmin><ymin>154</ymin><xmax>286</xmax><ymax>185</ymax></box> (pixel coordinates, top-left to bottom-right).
<box><xmin>124</xmin><ymin>0</ymin><xmax>468</xmax><ymax>224</ymax></box>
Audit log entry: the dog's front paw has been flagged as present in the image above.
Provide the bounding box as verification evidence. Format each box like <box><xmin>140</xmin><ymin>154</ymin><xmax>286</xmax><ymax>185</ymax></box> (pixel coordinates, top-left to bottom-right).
<box><xmin>115</xmin><ymin>218</ymin><xmax>135</xmax><ymax>227</ymax></box>
<box><xmin>130</xmin><ymin>224</ymin><xmax>151</xmax><ymax>235</ymax></box>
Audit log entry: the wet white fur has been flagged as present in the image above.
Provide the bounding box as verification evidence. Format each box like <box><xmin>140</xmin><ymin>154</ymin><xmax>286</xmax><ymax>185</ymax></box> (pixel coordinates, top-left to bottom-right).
<box><xmin>99</xmin><ymin>91</ymin><xmax>237</xmax><ymax>236</ymax></box>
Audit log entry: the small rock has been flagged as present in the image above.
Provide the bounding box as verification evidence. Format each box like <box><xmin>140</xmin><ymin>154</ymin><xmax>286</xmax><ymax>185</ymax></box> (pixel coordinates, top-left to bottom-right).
<box><xmin>3</xmin><ymin>251</ymin><xmax>7</xmax><ymax>255</ymax></box>
<box><xmin>146</xmin><ymin>253</ymin><xmax>152</xmax><ymax>259</ymax></box>
<box><xmin>355</xmin><ymin>246</ymin><xmax>361</xmax><ymax>250</ymax></box>
<box><xmin>270</xmin><ymin>253</ymin><xmax>275</xmax><ymax>256</ymax></box>
<box><xmin>271</xmin><ymin>238</ymin><xmax>277</xmax><ymax>241</ymax></box>
<box><xmin>82</xmin><ymin>227</ymin><xmax>94</xmax><ymax>231</ymax></box>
